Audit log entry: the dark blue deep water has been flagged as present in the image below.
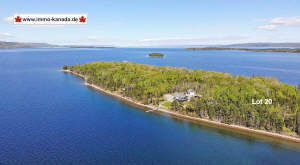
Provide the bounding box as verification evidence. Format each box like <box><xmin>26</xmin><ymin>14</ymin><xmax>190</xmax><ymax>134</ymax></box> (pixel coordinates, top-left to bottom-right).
<box><xmin>0</xmin><ymin>48</ymin><xmax>300</xmax><ymax>165</ymax></box>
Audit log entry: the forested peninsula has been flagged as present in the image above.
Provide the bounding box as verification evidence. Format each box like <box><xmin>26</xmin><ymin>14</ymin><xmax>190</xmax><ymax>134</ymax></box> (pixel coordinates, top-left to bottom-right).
<box><xmin>62</xmin><ymin>61</ymin><xmax>300</xmax><ymax>141</ymax></box>
<box><xmin>186</xmin><ymin>47</ymin><xmax>300</xmax><ymax>53</ymax></box>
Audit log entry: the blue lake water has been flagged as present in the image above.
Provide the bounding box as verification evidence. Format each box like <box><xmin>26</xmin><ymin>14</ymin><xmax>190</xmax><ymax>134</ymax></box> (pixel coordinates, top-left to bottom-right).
<box><xmin>0</xmin><ymin>48</ymin><xmax>300</xmax><ymax>165</ymax></box>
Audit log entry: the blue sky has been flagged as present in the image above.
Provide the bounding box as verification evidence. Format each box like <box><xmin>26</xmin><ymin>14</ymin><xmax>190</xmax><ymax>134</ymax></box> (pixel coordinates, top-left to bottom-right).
<box><xmin>1</xmin><ymin>0</ymin><xmax>300</xmax><ymax>46</ymax></box>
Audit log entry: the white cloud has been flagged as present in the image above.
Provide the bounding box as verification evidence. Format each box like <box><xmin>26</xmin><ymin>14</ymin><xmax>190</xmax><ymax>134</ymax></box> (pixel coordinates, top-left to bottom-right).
<box><xmin>81</xmin><ymin>36</ymin><xmax>109</xmax><ymax>43</ymax></box>
<box><xmin>3</xmin><ymin>16</ymin><xmax>13</xmax><ymax>23</ymax></box>
<box><xmin>86</xmin><ymin>36</ymin><xmax>100</xmax><ymax>40</ymax></box>
<box><xmin>259</xmin><ymin>16</ymin><xmax>300</xmax><ymax>30</ymax></box>
<box><xmin>78</xmin><ymin>36</ymin><xmax>120</xmax><ymax>45</ymax></box>
<box><xmin>270</xmin><ymin>17</ymin><xmax>300</xmax><ymax>26</ymax></box>
<box><xmin>139</xmin><ymin>37</ymin><xmax>183</xmax><ymax>42</ymax></box>
<box><xmin>258</xmin><ymin>25</ymin><xmax>278</xmax><ymax>31</ymax></box>
<box><xmin>0</xmin><ymin>32</ymin><xmax>13</xmax><ymax>38</ymax></box>
<box><xmin>138</xmin><ymin>35</ymin><xmax>249</xmax><ymax>45</ymax></box>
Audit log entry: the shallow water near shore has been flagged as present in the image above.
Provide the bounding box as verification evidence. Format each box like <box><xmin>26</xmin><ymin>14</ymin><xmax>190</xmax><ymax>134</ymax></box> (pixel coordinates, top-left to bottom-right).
<box><xmin>0</xmin><ymin>48</ymin><xmax>300</xmax><ymax>165</ymax></box>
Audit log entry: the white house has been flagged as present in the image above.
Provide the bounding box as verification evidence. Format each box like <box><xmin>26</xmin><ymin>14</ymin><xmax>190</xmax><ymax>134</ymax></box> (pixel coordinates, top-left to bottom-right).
<box><xmin>173</xmin><ymin>89</ymin><xmax>197</xmax><ymax>101</ymax></box>
<box><xmin>187</xmin><ymin>89</ymin><xmax>196</xmax><ymax>97</ymax></box>
<box><xmin>174</xmin><ymin>92</ymin><xmax>188</xmax><ymax>101</ymax></box>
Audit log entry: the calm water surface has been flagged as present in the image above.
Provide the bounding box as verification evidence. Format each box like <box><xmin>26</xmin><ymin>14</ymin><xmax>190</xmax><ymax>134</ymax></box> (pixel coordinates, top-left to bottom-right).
<box><xmin>0</xmin><ymin>48</ymin><xmax>300</xmax><ymax>165</ymax></box>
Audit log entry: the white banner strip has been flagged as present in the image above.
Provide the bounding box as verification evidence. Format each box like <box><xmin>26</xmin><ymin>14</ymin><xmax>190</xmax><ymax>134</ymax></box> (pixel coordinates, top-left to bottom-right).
<box><xmin>13</xmin><ymin>14</ymin><xmax>88</xmax><ymax>25</ymax></box>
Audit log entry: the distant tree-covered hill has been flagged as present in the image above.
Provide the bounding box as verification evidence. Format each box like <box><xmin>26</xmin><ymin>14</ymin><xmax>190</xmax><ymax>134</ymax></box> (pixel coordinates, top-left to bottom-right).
<box><xmin>186</xmin><ymin>47</ymin><xmax>300</xmax><ymax>53</ymax></box>
<box><xmin>225</xmin><ymin>42</ymin><xmax>300</xmax><ymax>48</ymax></box>
<box><xmin>0</xmin><ymin>41</ymin><xmax>115</xmax><ymax>49</ymax></box>
<box><xmin>0</xmin><ymin>41</ymin><xmax>53</xmax><ymax>49</ymax></box>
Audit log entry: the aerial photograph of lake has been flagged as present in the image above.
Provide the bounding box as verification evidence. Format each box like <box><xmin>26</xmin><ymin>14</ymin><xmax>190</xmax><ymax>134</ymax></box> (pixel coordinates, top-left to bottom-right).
<box><xmin>1</xmin><ymin>0</ymin><xmax>300</xmax><ymax>165</ymax></box>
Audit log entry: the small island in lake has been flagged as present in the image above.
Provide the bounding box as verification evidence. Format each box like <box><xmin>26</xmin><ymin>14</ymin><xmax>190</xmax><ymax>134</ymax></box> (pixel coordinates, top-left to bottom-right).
<box><xmin>186</xmin><ymin>47</ymin><xmax>300</xmax><ymax>53</ymax></box>
<box><xmin>62</xmin><ymin>61</ymin><xmax>300</xmax><ymax>143</ymax></box>
<box><xmin>148</xmin><ymin>53</ymin><xmax>164</xmax><ymax>57</ymax></box>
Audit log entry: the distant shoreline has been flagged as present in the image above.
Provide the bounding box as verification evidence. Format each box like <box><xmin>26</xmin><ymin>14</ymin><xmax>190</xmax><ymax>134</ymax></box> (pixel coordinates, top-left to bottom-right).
<box><xmin>0</xmin><ymin>46</ymin><xmax>115</xmax><ymax>49</ymax></box>
<box><xmin>0</xmin><ymin>41</ymin><xmax>115</xmax><ymax>49</ymax></box>
<box><xmin>186</xmin><ymin>47</ymin><xmax>300</xmax><ymax>53</ymax></box>
<box><xmin>62</xmin><ymin>69</ymin><xmax>300</xmax><ymax>144</ymax></box>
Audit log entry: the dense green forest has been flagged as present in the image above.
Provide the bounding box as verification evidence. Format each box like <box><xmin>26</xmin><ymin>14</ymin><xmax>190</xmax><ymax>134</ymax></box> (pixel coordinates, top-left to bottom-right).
<box><xmin>63</xmin><ymin>62</ymin><xmax>300</xmax><ymax>136</ymax></box>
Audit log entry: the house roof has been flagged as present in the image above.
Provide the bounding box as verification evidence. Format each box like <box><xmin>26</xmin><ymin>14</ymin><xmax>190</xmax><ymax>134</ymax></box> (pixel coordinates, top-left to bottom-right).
<box><xmin>174</xmin><ymin>92</ymin><xmax>187</xmax><ymax>100</ymax></box>
<box><xmin>187</xmin><ymin>89</ymin><xmax>195</xmax><ymax>93</ymax></box>
<box><xmin>174</xmin><ymin>92</ymin><xmax>184</xmax><ymax>96</ymax></box>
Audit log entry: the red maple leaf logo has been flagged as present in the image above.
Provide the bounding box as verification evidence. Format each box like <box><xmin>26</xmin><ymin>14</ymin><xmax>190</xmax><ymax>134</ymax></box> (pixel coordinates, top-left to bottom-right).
<box><xmin>15</xmin><ymin>16</ymin><xmax>22</xmax><ymax>22</ymax></box>
<box><xmin>79</xmin><ymin>16</ymin><xmax>86</xmax><ymax>23</ymax></box>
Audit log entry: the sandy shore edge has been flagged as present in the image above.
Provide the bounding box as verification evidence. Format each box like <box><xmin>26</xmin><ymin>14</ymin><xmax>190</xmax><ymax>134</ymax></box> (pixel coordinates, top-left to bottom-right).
<box><xmin>62</xmin><ymin>69</ymin><xmax>300</xmax><ymax>144</ymax></box>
